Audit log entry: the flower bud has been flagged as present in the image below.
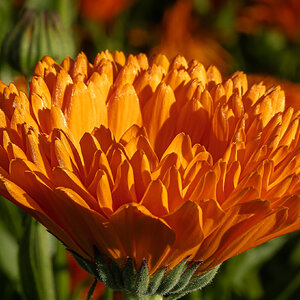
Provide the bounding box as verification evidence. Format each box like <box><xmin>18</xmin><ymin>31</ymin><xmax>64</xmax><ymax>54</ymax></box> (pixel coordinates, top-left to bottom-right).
<box><xmin>2</xmin><ymin>9</ymin><xmax>75</xmax><ymax>76</ymax></box>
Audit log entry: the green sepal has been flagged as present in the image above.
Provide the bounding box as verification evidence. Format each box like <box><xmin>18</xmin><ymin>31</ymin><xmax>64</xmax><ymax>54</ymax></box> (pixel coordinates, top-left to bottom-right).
<box><xmin>95</xmin><ymin>248</ymin><xmax>115</xmax><ymax>287</ymax></box>
<box><xmin>70</xmin><ymin>250</ymin><xmax>97</xmax><ymax>277</ymax></box>
<box><xmin>136</xmin><ymin>259</ymin><xmax>150</xmax><ymax>296</ymax></box>
<box><xmin>156</xmin><ymin>257</ymin><xmax>190</xmax><ymax>295</ymax></box>
<box><xmin>2</xmin><ymin>8</ymin><xmax>75</xmax><ymax>76</ymax></box>
<box><xmin>111</xmin><ymin>260</ymin><xmax>123</xmax><ymax>290</ymax></box>
<box><xmin>27</xmin><ymin>12</ymin><xmax>40</xmax><ymax>73</ymax></box>
<box><xmin>122</xmin><ymin>257</ymin><xmax>137</xmax><ymax>293</ymax></box>
<box><xmin>168</xmin><ymin>261</ymin><xmax>203</xmax><ymax>294</ymax></box>
<box><xmin>71</xmin><ymin>250</ymin><xmax>220</xmax><ymax>300</ymax></box>
<box><xmin>38</xmin><ymin>12</ymin><xmax>49</xmax><ymax>63</ymax></box>
<box><xmin>182</xmin><ymin>264</ymin><xmax>221</xmax><ymax>292</ymax></box>
<box><xmin>19</xmin><ymin>15</ymin><xmax>33</xmax><ymax>75</ymax></box>
<box><xmin>167</xmin><ymin>265</ymin><xmax>221</xmax><ymax>300</ymax></box>
<box><xmin>147</xmin><ymin>266</ymin><xmax>167</xmax><ymax>295</ymax></box>
<box><xmin>2</xmin><ymin>9</ymin><xmax>31</xmax><ymax>73</ymax></box>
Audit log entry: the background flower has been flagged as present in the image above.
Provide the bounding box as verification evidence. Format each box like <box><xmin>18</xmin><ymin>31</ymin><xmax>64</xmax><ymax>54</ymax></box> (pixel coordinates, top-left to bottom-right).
<box><xmin>79</xmin><ymin>0</ymin><xmax>133</xmax><ymax>22</ymax></box>
<box><xmin>238</xmin><ymin>0</ymin><xmax>300</xmax><ymax>41</ymax></box>
<box><xmin>151</xmin><ymin>0</ymin><xmax>230</xmax><ymax>72</ymax></box>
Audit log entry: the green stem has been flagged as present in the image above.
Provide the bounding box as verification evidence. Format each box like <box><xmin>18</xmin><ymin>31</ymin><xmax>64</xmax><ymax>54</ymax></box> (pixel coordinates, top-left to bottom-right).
<box><xmin>87</xmin><ymin>279</ymin><xmax>98</xmax><ymax>300</ymax></box>
<box><xmin>122</xmin><ymin>291</ymin><xmax>163</xmax><ymax>300</ymax></box>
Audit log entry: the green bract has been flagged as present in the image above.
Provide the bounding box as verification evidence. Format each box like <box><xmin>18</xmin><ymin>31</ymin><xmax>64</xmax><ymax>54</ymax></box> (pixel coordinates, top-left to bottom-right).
<box><xmin>2</xmin><ymin>8</ymin><xmax>75</xmax><ymax>76</ymax></box>
<box><xmin>71</xmin><ymin>249</ymin><xmax>220</xmax><ymax>300</ymax></box>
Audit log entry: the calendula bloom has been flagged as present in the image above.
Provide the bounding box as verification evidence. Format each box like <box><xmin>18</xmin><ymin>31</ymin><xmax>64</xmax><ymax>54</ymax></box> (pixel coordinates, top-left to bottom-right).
<box><xmin>238</xmin><ymin>0</ymin><xmax>300</xmax><ymax>40</ymax></box>
<box><xmin>151</xmin><ymin>0</ymin><xmax>230</xmax><ymax>72</ymax></box>
<box><xmin>0</xmin><ymin>50</ymin><xmax>300</xmax><ymax>298</ymax></box>
<box><xmin>80</xmin><ymin>0</ymin><xmax>132</xmax><ymax>22</ymax></box>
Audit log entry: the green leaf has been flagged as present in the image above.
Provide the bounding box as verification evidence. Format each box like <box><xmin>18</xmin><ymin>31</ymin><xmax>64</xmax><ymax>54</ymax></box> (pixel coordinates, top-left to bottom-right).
<box><xmin>18</xmin><ymin>216</ymin><xmax>56</xmax><ymax>300</ymax></box>
<box><xmin>53</xmin><ymin>240</ymin><xmax>69</xmax><ymax>300</ymax></box>
<box><xmin>0</xmin><ymin>196</ymin><xmax>23</xmax><ymax>240</ymax></box>
<box><xmin>0</xmin><ymin>220</ymin><xmax>19</xmax><ymax>283</ymax></box>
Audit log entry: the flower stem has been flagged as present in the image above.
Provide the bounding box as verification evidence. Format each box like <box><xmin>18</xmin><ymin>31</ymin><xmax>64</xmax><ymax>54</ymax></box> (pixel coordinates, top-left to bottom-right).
<box><xmin>87</xmin><ymin>279</ymin><xmax>98</xmax><ymax>300</ymax></box>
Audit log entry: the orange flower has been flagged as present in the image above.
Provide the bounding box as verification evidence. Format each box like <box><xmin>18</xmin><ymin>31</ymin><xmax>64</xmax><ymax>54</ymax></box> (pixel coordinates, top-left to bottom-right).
<box><xmin>152</xmin><ymin>0</ymin><xmax>230</xmax><ymax>72</ymax></box>
<box><xmin>0</xmin><ymin>50</ymin><xmax>300</xmax><ymax>296</ymax></box>
<box><xmin>80</xmin><ymin>0</ymin><xmax>132</xmax><ymax>22</ymax></box>
<box><xmin>238</xmin><ymin>0</ymin><xmax>300</xmax><ymax>40</ymax></box>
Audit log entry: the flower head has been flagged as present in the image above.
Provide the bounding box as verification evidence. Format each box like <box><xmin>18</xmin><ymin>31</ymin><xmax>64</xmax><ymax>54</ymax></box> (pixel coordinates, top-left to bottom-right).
<box><xmin>0</xmin><ymin>50</ymin><xmax>300</xmax><ymax>296</ymax></box>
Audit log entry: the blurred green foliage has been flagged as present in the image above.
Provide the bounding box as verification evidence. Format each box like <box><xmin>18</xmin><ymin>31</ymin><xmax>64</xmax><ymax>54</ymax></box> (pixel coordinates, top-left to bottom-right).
<box><xmin>0</xmin><ymin>0</ymin><xmax>299</xmax><ymax>299</ymax></box>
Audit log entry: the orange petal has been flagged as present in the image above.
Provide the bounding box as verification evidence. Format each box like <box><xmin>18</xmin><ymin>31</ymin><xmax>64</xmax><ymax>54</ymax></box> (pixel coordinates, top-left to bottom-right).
<box><xmin>87</xmin><ymin>77</ymin><xmax>108</xmax><ymax>127</ymax></box>
<box><xmin>163</xmin><ymin>201</ymin><xmax>204</xmax><ymax>268</ymax></box>
<box><xmin>113</xmin><ymin>63</ymin><xmax>139</xmax><ymax>88</ymax></box>
<box><xmin>54</xmin><ymin>187</ymin><xmax>113</xmax><ymax>260</ymax></box>
<box><xmin>195</xmin><ymin>199</ymin><xmax>271</xmax><ymax>264</ymax></box>
<box><xmin>95</xmin><ymin>170</ymin><xmax>114</xmax><ymax>217</ymax></box>
<box><xmin>49</xmin><ymin>106</ymin><xmax>70</xmax><ymax>134</ymax></box>
<box><xmin>92</xmin><ymin>125</ymin><xmax>115</xmax><ymax>154</ymax></box>
<box><xmin>52</xmin><ymin>167</ymin><xmax>99</xmax><ymax>211</ymax></box>
<box><xmin>64</xmin><ymin>81</ymin><xmax>97</xmax><ymax>143</ymax></box>
<box><xmin>80</xmin><ymin>132</ymin><xmax>100</xmax><ymax>173</ymax></box>
<box><xmin>140</xmin><ymin>179</ymin><xmax>169</xmax><ymax>217</ymax></box>
<box><xmin>134</xmin><ymin>65</ymin><xmax>164</xmax><ymax>108</ymax></box>
<box><xmin>52</xmin><ymin>68</ymin><xmax>73</xmax><ymax>109</ymax></box>
<box><xmin>142</xmin><ymin>83</ymin><xmax>177</xmax><ymax>157</ymax></box>
<box><xmin>25</xmin><ymin>129</ymin><xmax>52</xmax><ymax>177</ymax></box>
<box><xmin>119</xmin><ymin>125</ymin><xmax>147</xmax><ymax>146</ymax></box>
<box><xmin>199</xmin><ymin>199</ymin><xmax>225</xmax><ymax>237</ymax></box>
<box><xmin>161</xmin><ymin>133</ymin><xmax>193</xmax><ymax>171</ymax></box>
<box><xmin>176</xmin><ymin>99</ymin><xmax>209</xmax><ymax>144</ymax></box>
<box><xmin>109</xmin><ymin>203</ymin><xmax>175</xmax><ymax>273</ymax></box>
<box><xmin>71</xmin><ymin>52</ymin><xmax>90</xmax><ymax>81</ymax></box>
<box><xmin>107</xmin><ymin>84</ymin><xmax>142</xmax><ymax>140</ymax></box>
<box><xmin>162</xmin><ymin>165</ymin><xmax>183</xmax><ymax>212</ymax></box>
<box><xmin>130</xmin><ymin>150</ymin><xmax>152</xmax><ymax>200</ymax></box>
<box><xmin>150</xmin><ymin>54</ymin><xmax>169</xmax><ymax>73</ymax></box>
<box><xmin>30</xmin><ymin>76</ymin><xmax>51</xmax><ymax>109</ymax></box>
<box><xmin>112</xmin><ymin>160</ymin><xmax>137</xmax><ymax>210</ymax></box>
